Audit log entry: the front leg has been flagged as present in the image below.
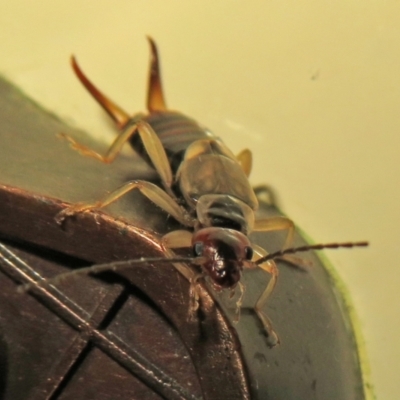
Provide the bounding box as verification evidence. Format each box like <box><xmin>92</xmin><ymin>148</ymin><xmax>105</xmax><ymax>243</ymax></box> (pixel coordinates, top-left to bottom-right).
<box><xmin>253</xmin><ymin>217</ymin><xmax>311</xmax><ymax>269</ymax></box>
<box><xmin>253</xmin><ymin>216</ymin><xmax>295</xmax><ymax>249</ymax></box>
<box><xmin>253</xmin><ymin>185</ymin><xmax>277</xmax><ymax>207</ymax></box>
<box><xmin>162</xmin><ymin>231</ymin><xmax>204</xmax><ymax>318</ymax></box>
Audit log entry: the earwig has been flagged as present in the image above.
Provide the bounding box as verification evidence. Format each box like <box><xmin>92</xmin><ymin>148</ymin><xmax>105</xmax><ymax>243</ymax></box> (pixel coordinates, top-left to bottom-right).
<box><xmin>50</xmin><ymin>38</ymin><xmax>368</xmax><ymax>347</ymax></box>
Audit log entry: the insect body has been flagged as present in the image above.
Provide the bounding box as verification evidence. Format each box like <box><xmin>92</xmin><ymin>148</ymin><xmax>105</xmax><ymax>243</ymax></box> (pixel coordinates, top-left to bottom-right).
<box><xmin>56</xmin><ymin>38</ymin><xmax>366</xmax><ymax>347</ymax></box>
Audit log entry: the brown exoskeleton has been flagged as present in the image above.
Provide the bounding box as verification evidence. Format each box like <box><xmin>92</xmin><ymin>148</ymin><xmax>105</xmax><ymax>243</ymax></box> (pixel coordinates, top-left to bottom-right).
<box><xmin>54</xmin><ymin>38</ymin><xmax>367</xmax><ymax>347</ymax></box>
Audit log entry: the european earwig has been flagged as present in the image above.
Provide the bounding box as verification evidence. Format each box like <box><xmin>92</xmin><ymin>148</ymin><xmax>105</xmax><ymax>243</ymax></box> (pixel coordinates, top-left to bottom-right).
<box><xmin>51</xmin><ymin>38</ymin><xmax>368</xmax><ymax>347</ymax></box>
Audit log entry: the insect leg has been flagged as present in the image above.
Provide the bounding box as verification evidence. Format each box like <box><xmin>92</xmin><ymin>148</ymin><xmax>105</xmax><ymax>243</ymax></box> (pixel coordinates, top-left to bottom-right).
<box><xmin>162</xmin><ymin>232</ymin><xmax>210</xmax><ymax>320</ymax></box>
<box><xmin>56</xmin><ymin>180</ymin><xmax>195</xmax><ymax>227</ymax></box>
<box><xmin>135</xmin><ymin>121</ymin><xmax>174</xmax><ymax>196</ymax></box>
<box><xmin>58</xmin><ymin>115</ymin><xmax>145</xmax><ymax>163</ymax></box>
<box><xmin>61</xmin><ymin>115</ymin><xmax>175</xmax><ymax>195</ymax></box>
<box><xmin>236</xmin><ymin>149</ymin><xmax>252</xmax><ymax>177</ymax></box>
<box><xmin>162</xmin><ymin>230</ymin><xmax>193</xmax><ymax>249</ymax></box>
<box><xmin>187</xmin><ymin>273</ymin><xmax>205</xmax><ymax>317</ymax></box>
<box><xmin>253</xmin><ymin>219</ymin><xmax>311</xmax><ymax>269</ymax></box>
<box><xmin>250</xmin><ymin>244</ymin><xmax>280</xmax><ymax>347</ymax></box>
<box><xmin>253</xmin><ymin>216</ymin><xmax>295</xmax><ymax>249</ymax></box>
<box><xmin>231</xmin><ymin>282</ymin><xmax>246</xmax><ymax>323</ymax></box>
<box><xmin>162</xmin><ymin>231</ymin><xmax>201</xmax><ymax>315</ymax></box>
<box><xmin>253</xmin><ymin>185</ymin><xmax>277</xmax><ymax>207</ymax></box>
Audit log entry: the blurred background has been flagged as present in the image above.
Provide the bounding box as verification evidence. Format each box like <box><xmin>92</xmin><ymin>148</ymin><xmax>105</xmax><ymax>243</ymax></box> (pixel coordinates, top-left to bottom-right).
<box><xmin>0</xmin><ymin>1</ymin><xmax>398</xmax><ymax>398</ymax></box>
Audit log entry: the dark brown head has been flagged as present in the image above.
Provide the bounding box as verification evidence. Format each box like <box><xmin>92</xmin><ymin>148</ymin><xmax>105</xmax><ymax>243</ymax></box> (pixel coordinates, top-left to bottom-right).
<box><xmin>192</xmin><ymin>227</ymin><xmax>253</xmax><ymax>289</ymax></box>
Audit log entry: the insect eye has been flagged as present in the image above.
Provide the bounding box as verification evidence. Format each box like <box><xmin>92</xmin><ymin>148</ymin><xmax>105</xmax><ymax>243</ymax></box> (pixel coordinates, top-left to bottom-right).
<box><xmin>244</xmin><ymin>246</ymin><xmax>253</xmax><ymax>260</ymax></box>
<box><xmin>193</xmin><ymin>242</ymin><xmax>204</xmax><ymax>257</ymax></box>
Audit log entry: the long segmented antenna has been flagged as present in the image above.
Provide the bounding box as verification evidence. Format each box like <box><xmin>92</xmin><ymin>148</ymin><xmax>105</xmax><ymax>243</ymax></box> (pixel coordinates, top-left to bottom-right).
<box><xmin>19</xmin><ymin>241</ymin><xmax>368</xmax><ymax>293</ymax></box>
<box><xmin>71</xmin><ymin>56</ymin><xmax>130</xmax><ymax>129</ymax></box>
<box><xmin>18</xmin><ymin>257</ymin><xmax>200</xmax><ymax>293</ymax></box>
<box><xmin>146</xmin><ymin>36</ymin><xmax>167</xmax><ymax>112</ymax></box>
<box><xmin>255</xmin><ymin>241</ymin><xmax>369</xmax><ymax>265</ymax></box>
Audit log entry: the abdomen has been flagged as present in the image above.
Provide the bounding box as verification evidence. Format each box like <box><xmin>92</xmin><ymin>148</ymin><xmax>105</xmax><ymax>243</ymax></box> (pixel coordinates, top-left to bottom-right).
<box><xmin>142</xmin><ymin>111</ymin><xmax>214</xmax><ymax>172</ymax></box>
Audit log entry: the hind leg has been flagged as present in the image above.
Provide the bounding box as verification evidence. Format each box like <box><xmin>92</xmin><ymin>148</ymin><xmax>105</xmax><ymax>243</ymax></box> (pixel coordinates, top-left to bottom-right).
<box><xmin>56</xmin><ymin>180</ymin><xmax>194</xmax><ymax>227</ymax></box>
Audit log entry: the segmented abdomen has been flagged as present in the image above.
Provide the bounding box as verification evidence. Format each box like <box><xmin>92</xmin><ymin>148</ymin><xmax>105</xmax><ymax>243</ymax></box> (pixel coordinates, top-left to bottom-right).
<box><xmin>144</xmin><ymin>111</ymin><xmax>214</xmax><ymax>172</ymax></box>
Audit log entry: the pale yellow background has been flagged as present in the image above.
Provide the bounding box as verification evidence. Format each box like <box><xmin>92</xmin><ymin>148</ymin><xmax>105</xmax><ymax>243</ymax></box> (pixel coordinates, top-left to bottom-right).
<box><xmin>1</xmin><ymin>1</ymin><xmax>398</xmax><ymax>398</ymax></box>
